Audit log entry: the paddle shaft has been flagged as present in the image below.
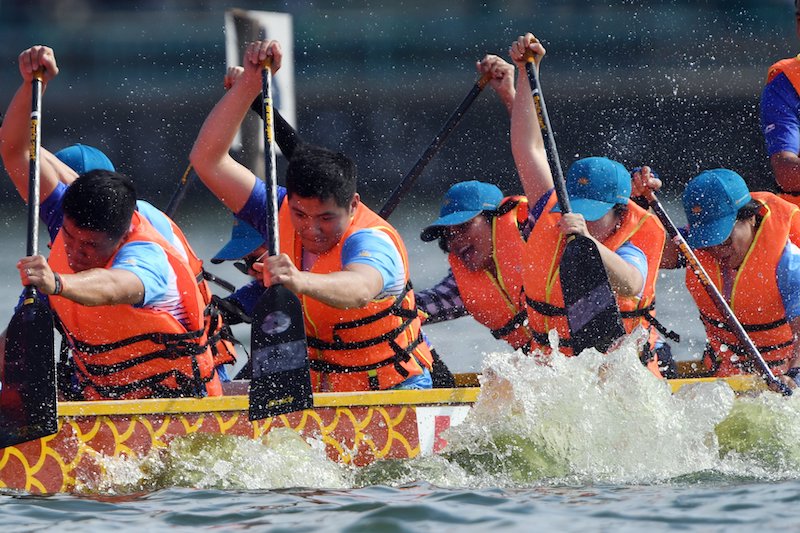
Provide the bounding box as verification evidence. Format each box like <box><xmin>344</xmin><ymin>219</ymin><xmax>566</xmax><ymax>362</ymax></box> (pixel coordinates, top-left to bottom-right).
<box><xmin>164</xmin><ymin>163</ymin><xmax>193</xmax><ymax>219</ymax></box>
<box><xmin>524</xmin><ymin>60</ymin><xmax>570</xmax><ymax>214</ymax></box>
<box><xmin>648</xmin><ymin>194</ymin><xmax>792</xmax><ymax>395</ymax></box>
<box><xmin>27</xmin><ymin>74</ymin><xmax>43</xmax><ymax>264</ymax></box>
<box><xmin>378</xmin><ymin>71</ymin><xmax>492</xmax><ymax>220</ymax></box>
<box><xmin>262</xmin><ymin>62</ymin><xmax>279</xmax><ymax>256</ymax></box>
<box><xmin>524</xmin><ymin>51</ymin><xmax>625</xmax><ymax>355</ymax></box>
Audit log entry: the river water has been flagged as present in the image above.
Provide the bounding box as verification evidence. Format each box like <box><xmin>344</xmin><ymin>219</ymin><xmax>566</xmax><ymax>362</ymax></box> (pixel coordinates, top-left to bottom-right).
<box><xmin>2</xmin><ymin>197</ymin><xmax>792</xmax><ymax>532</ymax></box>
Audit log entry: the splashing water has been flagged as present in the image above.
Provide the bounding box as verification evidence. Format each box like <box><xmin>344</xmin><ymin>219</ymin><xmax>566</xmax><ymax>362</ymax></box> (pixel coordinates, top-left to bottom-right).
<box><xmin>85</xmin><ymin>331</ymin><xmax>800</xmax><ymax>493</ymax></box>
<box><xmin>364</xmin><ymin>330</ymin><xmax>800</xmax><ymax>488</ymax></box>
<box><xmin>90</xmin><ymin>428</ymin><xmax>352</xmax><ymax>493</ymax></box>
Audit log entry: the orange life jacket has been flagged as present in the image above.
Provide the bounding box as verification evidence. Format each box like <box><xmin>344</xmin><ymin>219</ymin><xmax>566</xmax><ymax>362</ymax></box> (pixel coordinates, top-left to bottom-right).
<box><xmin>766</xmin><ymin>56</ymin><xmax>800</xmax><ymax>207</ymax></box>
<box><xmin>522</xmin><ymin>192</ymin><xmax>665</xmax><ymax>372</ymax></box>
<box><xmin>687</xmin><ymin>192</ymin><xmax>800</xmax><ymax>377</ymax></box>
<box><xmin>49</xmin><ymin>211</ymin><xmax>222</xmax><ymax>400</ymax></box>
<box><xmin>163</xmin><ymin>216</ymin><xmax>237</xmax><ymax>368</ymax></box>
<box><xmin>449</xmin><ymin>196</ymin><xmax>532</xmax><ymax>350</ymax></box>
<box><xmin>278</xmin><ymin>201</ymin><xmax>433</xmax><ymax>392</ymax></box>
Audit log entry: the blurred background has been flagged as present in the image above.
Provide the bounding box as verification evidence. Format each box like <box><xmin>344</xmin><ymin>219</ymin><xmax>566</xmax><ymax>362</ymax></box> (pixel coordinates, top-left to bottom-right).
<box><xmin>0</xmin><ymin>0</ymin><xmax>796</xmax><ymax>369</ymax></box>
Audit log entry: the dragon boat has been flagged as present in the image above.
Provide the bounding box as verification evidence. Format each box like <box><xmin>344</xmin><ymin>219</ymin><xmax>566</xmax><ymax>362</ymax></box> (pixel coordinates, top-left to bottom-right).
<box><xmin>0</xmin><ymin>369</ymin><xmax>766</xmax><ymax>494</ymax></box>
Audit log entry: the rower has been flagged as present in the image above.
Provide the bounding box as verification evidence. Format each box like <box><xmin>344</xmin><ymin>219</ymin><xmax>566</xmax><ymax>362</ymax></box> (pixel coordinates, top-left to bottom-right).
<box><xmin>760</xmin><ymin>0</ymin><xmax>800</xmax><ymax>206</ymax></box>
<box><xmin>190</xmin><ymin>40</ymin><xmax>434</xmax><ymax>392</ymax></box>
<box><xmin>509</xmin><ymin>33</ymin><xmax>668</xmax><ymax>376</ymax></box>
<box><xmin>647</xmin><ymin>168</ymin><xmax>800</xmax><ymax>388</ymax></box>
<box><xmin>416</xmin><ymin>55</ymin><xmax>534</xmax><ymax>352</ymax></box>
<box><xmin>0</xmin><ymin>45</ymin><xmax>228</xmax><ymax>400</ymax></box>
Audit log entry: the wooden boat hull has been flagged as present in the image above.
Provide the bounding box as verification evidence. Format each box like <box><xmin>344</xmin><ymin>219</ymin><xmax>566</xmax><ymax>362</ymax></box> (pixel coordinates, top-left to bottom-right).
<box><xmin>0</xmin><ymin>374</ymin><xmax>765</xmax><ymax>493</ymax></box>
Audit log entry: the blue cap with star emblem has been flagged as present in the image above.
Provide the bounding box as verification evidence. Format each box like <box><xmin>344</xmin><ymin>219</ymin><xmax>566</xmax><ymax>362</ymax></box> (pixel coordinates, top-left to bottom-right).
<box><xmin>683</xmin><ymin>169</ymin><xmax>751</xmax><ymax>249</ymax></box>
<box><xmin>551</xmin><ymin>157</ymin><xmax>631</xmax><ymax>221</ymax></box>
<box><xmin>421</xmin><ymin>181</ymin><xmax>504</xmax><ymax>242</ymax></box>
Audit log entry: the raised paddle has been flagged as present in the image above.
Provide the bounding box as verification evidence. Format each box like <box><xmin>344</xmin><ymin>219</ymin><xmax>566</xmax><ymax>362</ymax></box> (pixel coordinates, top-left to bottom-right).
<box><xmin>248</xmin><ymin>58</ymin><xmax>313</xmax><ymax>420</ymax></box>
<box><xmin>523</xmin><ymin>50</ymin><xmax>625</xmax><ymax>355</ymax></box>
<box><xmin>646</xmin><ymin>192</ymin><xmax>792</xmax><ymax>396</ymax></box>
<box><xmin>0</xmin><ymin>71</ymin><xmax>57</xmax><ymax>447</ymax></box>
<box><xmin>378</xmin><ymin>70</ymin><xmax>493</xmax><ymax>219</ymax></box>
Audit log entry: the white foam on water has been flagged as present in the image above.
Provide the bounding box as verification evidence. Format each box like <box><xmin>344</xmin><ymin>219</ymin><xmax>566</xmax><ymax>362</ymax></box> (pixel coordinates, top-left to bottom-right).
<box><xmin>89</xmin><ymin>428</ymin><xmax>352</xmax><ymax>493</ymax></box>
<box><xmin>81</xmin><ymin>329</ymin><xmax>800</xmax><ymax>492</ymax></box>
<box><xmin>428</xmin><ymin>329</ymin><xmax>800</xmax><ymax>487</ymax></box>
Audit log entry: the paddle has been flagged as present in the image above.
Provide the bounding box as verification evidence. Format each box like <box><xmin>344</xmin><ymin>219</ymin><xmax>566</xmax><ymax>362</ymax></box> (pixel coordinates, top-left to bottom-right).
<box><xmin>523</xmin><ymin>51</ymin><xmax>625</xmax><ymax>355</ymax></box>
<box><xmin>248</xmin><ymin>58</ymin><xmax>313</xmax><ymax>420</ymax></box>
<box><xmin>164</xmin><ymin>163</ymin><xmax>194</xmax><ymax>219</ymax></box>
<box><xmin>0</xmin><ymin>71</ymin><xmax>57</xmax><ymax>447</ymax></box>
<box><xmin>646</xmin><ymin>193</ymin><xmax>792</xmax><ymax>396</ymax></box>
<box><xmin>378</xmin><ymin>70</ymin><xmax>493</xmax><ymax>219</ymax></box>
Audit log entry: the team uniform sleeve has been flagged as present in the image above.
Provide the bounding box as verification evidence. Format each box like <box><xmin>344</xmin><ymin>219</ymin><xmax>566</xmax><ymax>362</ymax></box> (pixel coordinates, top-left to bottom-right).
<box><xmin>526</xmin><ymin>188</ymin><xmax>555</xmax><ymax>230</ymax></box>
<box><xmin>227</xmin><ymin>278</ymin><xmax>265</xmax><ymax>316</ymax></box>
<box><xmin>235</xmin><ymin>181</ymin><xmax>287</xmax><ymax>246</ymax></box>
<box><xmin>341</xmin><ymin>228</ymin><xmax>406</xmax><ymax>298</ymax></box>
<box><xmin>776</xmin><ymin>241</ymin><xmax>800</xmax><ymax>322</ymax></box>
<box><xmin>616</xmin><ymin>241</ymin><xmax>649</xmax><ymax>298</ymax></box>
<box><xmin>110</xmin><ymin>241</ymin><xmax>171</xmax><ymax>307</ymax></box>
<box><xmin>415</xmin><ymin>270</ymin><xmax>470</xmax><ymax>323</ymax></box>
<box><xmin>40</xmin><ymin>181</ymin><xmax>67</xmax><ymax>242</ymax></box>
<box><xmin>760</xmin><ymin>73</ymin><xmax>800</xmax><ymax>157</ymax></box>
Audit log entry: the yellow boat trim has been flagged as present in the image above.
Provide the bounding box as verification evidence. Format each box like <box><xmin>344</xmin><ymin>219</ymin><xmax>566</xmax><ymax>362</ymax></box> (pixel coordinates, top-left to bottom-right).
<box><xmin>668</xmin><ymin>374</ymin><xmax>765</xmax><ymax>394</ymax></box>
<box><xmin>57</xmin><ymin>387</ymin><xmax>480</xmax><ymax>418</ymax></box>
<box><xmin>56</xmin><ymin>374</ymin><xmax>765</xmax><ymax>418</ymax></box>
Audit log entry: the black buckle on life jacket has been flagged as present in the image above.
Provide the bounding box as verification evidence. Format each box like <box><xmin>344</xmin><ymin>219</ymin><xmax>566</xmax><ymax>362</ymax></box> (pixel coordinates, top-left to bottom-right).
<box><xmin>490</xmin><ymin>311</ymin><xmax>528</xmax><ymax>340</ymax></box>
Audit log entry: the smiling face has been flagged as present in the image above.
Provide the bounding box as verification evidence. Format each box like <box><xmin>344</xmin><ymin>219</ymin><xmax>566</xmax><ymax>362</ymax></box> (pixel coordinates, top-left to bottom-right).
<box><xmin>444</xmin><ymin>215</ymin><xmax>494</xmax><ymax>272</ymax></box>
<box><xmin>703</xmin><ymin>216</ymin><xmax>756</xmax><ymax>270</ymax></box>
<box><xmin>288</xmin><ymin>194</ymin><xmax>358</xmax><ymax>255</ymax></box>
<box><xmin>61</xmin><ymin>216</ymin><xmax>125</xmax><ymax>272</ymax></box>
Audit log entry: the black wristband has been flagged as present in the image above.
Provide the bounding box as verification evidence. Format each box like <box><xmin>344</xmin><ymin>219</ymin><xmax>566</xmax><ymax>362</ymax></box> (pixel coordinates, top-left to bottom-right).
<box><xmin>52</xmin><ymin>272</ymin><xmax>62</xmax><ymax>295</ymax></box>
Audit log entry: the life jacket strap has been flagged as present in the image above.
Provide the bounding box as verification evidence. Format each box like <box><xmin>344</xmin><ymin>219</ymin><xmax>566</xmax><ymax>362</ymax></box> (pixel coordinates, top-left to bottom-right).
<box><xmin>524</xmin><ymin>296</ymin><xmax>566</xmax><ymax>317</ymax></box>
<box><xmin>490</xmin><ymin>311</ymin><xmax>528</xmax><ymax>340</ymax></box>
<box><xmin>699</xmin><ymin>311</ymin><xmax>788</xmax><ymax>333</ymax></box>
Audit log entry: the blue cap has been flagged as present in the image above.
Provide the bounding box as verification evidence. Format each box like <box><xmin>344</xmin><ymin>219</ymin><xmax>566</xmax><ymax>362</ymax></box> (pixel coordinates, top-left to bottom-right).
<box><xmin>683</xmin><ymin>169</ymin><xmax>752</xmax><ymax>249</ymax></box>
<box><xmin>211</xmin><ymin>217</ymin><xmax>265</xmax><ymax>263</ymax></box>
<box><xmin>54</xmin><ymin>143</ymin><xmax>115</xmax><ymax>174</ymax></box>
<box><xmin>420</xmin><ymin>181</ymin><xmax>504</xmax><ymax>242</ymax></box>
<box><xmin>552</xmin><ymin>157</ymin><xmax>631</xmax><ymax>221</ymax></box>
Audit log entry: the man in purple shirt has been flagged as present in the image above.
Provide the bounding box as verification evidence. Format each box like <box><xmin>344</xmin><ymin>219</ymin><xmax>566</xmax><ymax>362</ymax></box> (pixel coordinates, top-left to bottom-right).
<box><xmin>760</xmin><ymin>0</ymin><xmax>800</xmax><ymax>201</ymax></box>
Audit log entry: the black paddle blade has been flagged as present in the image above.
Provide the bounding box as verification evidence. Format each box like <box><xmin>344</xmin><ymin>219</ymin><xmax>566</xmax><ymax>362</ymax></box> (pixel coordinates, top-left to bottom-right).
<box><xmin>0</xmin><ymin>295</ymin><xmax>57</xmax><ymax>448</ymax></box>
<box><xmin>560</xmin><ymin>236</ymin><xmax>626</xmax><ymax>356</ymax></box>
<box><xmin>249</xmin><ymin>284</ymin><xmax>313</xmax><ymax>420</ymax></box>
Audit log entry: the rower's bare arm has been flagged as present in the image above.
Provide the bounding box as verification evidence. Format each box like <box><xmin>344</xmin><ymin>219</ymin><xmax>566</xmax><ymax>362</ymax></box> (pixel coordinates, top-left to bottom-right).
<box><xmin>190</xmin><ymin>40</ymin><xmax>282</xmax><ymax>214</ymax></box>
<box><xmin>597</xmin><ymin>244</ymin><xmax>645</xmax><ymax>298</ymax></box>
<box><xmin>58</xmin><ymin>268</ymin><xmax>146</xmax><ymax>307</ymax></box>
<box><xmin>630</xmin><ymin>166</ymin><xmax>681</xmax><ymax>269</ymax></box>
<box><xmin>19</xmin><ymin>254</ymin><xmax>146</xmax><ymax>306</ymax></box>
<box><xmin>771</xmin><ymin>151</ymin><xmax>800</xmax><ymax>193</ymax></box>
<box><xmin>300</xmin><ymin>264</ymin><xmax>386</xmax><ymax>309</ymax></box>
<box><xmin>509</xmin><ymin>34</ymin><xmax>552</xmax><ymax>205</ymax></box>
<box><xmin>0</xmin><ymin>46</ymin><xmax>73</xmax><ymax>203</ymax></box>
